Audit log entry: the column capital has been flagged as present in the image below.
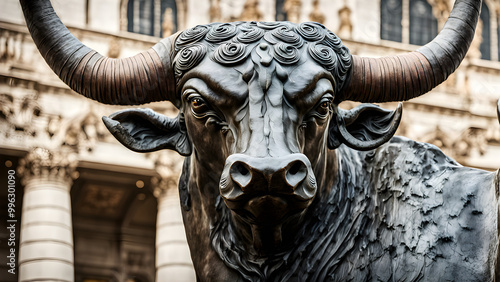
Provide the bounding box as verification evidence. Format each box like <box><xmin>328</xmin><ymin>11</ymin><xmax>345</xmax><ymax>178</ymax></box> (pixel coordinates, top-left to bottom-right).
<box><xmin>152</xmin><ymin>176</ymin><xmax>178</xmax><ymax>198</ymax></box>
<box><xmin>151</xmin><ymin>151</ymin><xmax>183</xmax><ymax>198</ymax></box>
<box><xmin>18</xmin><ymin>147</ymin><xmax>78</xmax><ymax>185</ymax></box>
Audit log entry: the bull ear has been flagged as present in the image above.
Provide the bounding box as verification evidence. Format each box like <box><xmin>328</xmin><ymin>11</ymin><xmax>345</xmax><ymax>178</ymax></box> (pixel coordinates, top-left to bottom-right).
<box><xmin>328</xmin><ymin>103</ymin><xmax>402</xmax><ymax>151</ymax></box>
<box><xmin>102</xmin><ymin>108</ymin><xmax>191</xmax><ymax>156</ymax></box>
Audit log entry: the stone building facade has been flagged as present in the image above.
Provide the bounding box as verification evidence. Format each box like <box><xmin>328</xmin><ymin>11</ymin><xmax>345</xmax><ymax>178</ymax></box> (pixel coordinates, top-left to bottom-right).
<box><xmin>0</xmin><ymin>0</ymin><xmax>499</xmax><ymax>281</ymax></box>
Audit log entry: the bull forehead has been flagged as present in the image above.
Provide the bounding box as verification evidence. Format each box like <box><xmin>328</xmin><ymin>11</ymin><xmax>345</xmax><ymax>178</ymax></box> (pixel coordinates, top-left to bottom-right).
<box><xmin>181</xmin><ymin>56</ymin><xmax>335</xmax><ymax>108</ymax></box>
<box><xmin>174</xmin><ymin>21</ymin><xmax>351</xmax><ymax>98</ymax></box>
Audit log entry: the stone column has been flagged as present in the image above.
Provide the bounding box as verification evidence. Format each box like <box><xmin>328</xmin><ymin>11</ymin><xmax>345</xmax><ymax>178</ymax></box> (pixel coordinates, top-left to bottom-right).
<box><xmin>17</xmin><ymin>147</ymin><xmax>77</xmax><ymax>282</ymax></box>
<box><xmin>154</xmin><ymin>177</ymin><xmax>196</xmax><ymax>282</ymax></box>
<box><xmin>153</xmin><ymin>151</ymin><xmax>196</xmax><ymax>282</ymax></box>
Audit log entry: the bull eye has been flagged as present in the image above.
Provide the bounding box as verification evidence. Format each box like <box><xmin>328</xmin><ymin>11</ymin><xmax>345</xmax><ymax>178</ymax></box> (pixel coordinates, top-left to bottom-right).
<box><xmin>315</xmin><ymin>98</ymin><xmax>332</xmax><ymax>117</ymax></box>
<box><xmin>190</xmin><ymin>96</ymin><xmax>210</xmax><ymax>116</ymax></box>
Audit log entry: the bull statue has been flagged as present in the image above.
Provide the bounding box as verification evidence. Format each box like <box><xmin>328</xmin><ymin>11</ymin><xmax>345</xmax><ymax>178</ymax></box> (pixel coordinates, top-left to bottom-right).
<box><xmin>20</xmin><ymin>0</ymin><xmax>499</xmax><ymax>280</ymax></box>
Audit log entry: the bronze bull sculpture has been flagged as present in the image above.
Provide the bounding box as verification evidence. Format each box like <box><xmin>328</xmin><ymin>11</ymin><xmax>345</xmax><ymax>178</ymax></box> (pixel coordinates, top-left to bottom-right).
<box><xmin>20</xmin><ymin>0</ymin><xmax>499</xmax><ymax>280</ymax></box>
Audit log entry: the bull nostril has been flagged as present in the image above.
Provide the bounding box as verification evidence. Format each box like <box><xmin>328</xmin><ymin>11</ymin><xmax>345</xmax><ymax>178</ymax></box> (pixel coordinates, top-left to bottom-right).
<box><xmin>235</xmin><ymin>163</ymin><xmax>249</xmax><ymax>176</ymax></box>
<box><xmin>288</xmin><ymin>161</ymin><xmax>303</xmax><ymax>175</ymax></box>
<box><xmin>230</xmin><ymin>162</ymin><xmax>252</xmax><ymax>189</ymax></box>
<box><xmin>285</xmin><ymin>161</ymin><xmax>307</xmax><ymax>188</ymax></box>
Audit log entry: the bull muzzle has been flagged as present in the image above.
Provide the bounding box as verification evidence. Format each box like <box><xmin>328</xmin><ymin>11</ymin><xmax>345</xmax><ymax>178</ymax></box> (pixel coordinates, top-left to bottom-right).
<box><xmin>219</xmin><ymin>153</ymin><xmax>317</xmax><ymax>251</ymax></box>
<box><xmin>220</xmin><ymin>153</ymin><xmax>317</xmax><ymax>224</ymax></box>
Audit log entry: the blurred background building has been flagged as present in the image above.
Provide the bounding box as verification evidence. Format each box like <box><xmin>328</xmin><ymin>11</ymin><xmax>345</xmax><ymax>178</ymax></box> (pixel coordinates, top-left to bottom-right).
<box><xmin>0</xmin><ymin>0</ymin><xmax>499</xmax><ymax>281</ymax></box>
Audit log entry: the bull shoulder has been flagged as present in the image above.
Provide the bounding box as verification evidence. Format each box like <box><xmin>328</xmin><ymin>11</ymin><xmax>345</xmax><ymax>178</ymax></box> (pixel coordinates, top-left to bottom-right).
<box><xmin>348</xmin><ymin>137</ymin><xmax>499</xmax><ymax>280</ymax></box>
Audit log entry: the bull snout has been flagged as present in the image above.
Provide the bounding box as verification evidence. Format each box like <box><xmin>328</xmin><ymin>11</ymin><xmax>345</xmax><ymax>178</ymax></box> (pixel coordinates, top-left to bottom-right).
<box><xmin>219</xmin><ymin>153</ymin><xmax>317</xmax><ymax>211</ymax></box>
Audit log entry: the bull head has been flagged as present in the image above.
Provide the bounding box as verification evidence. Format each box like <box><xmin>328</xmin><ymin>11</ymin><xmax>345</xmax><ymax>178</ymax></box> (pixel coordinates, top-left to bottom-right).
<box><xmin>21</xmin><ymin>0</ymin><xmax>481</xmax><ymax>259</ymax></box>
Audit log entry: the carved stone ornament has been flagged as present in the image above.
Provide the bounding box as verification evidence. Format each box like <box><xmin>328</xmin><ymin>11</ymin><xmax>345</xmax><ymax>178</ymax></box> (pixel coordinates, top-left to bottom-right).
<box><xmin>429</xmin><ymin>0</ymin><xmax>452</xmax><ymax>28</ymax></box>
<box><xmin>237</xmin><ymin>0</ymin><xmax>263</xmax><ymax>22</ymax></box>
<box><xmin>283</xmin><ymin>0</ymin><xmax>302</xmax><ymax>23</ymax></box>
<box><xmin>107</xmin><ymin>37</ymin><xmax>122</xmax><ymax>58</ymax></box>
<box><xmin>420</xmin><ymin>125</ymin><xmax>453</xmax><ymax>153</ymax></box>
<box><xmin>0</xmin><ymin>92</ymin><xmax>41</xmax><ymax>137</ymax></box>
<box><xmin>63</xmin><ymin>109</ymin><xmax>107</xmax><ymax>152</ymax></box>
<box><xmin>17</xmin><ymin>147</ymin><xmax>78</xmax><ymax>184</ymax></box>
<box><xmin>0</xmin><ymin>28</ymin><xmax>24</xmax><ymax>63</ymax></box>
<box><xmin>486</xmin><ymin>119</ymin><xmax>500</xmax><ymax>143</ymax></box>
<box><xmin>162</xmin><ymin>8</ymin><xmax>175</xmax><ymax>37</ymax></box>
<box><xmin>421</xmin><ymin>125</ymin><xmax>490</xmax><ymax>163</ymax></box>
<box><xmin>46</xmin><ymin>107</ymin><xmax>108</xmax><ymax>153</ymax></box>
<box><xmin>453</xmin><ymin>127</ymin><xmax>488</xmax><ymax>159</ymax></box>
<box><xmin>20</xmin><ymin>0</ymin><xmax>500</xmax><ymax>280</ymax></box>
<box><xmin>337</xmin><ymin>1</ymin><xmax>352</xmax><ymax>39</ymax></box>
<box><xmin>151</xmin><ymin>150</ymin><xmax>184</xmax><ymax>198</ymax></box>
<box><xmin>308</xmin><ymin>0</ymin><xmax>325</xmax><ymax>24</ymax></box>
<box><xmin>209</xmin><ymin>0</ymin><xmax>222</xmax><ymax>23</ymax></box>
<box><xmin>79</xmin><ymin>185</ymin><xmax>125</xmax><ymax>214</ymax></box>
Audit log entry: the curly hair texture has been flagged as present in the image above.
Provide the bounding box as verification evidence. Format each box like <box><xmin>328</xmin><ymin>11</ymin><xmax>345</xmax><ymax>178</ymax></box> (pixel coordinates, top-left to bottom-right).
<box><xmin>173</xmin><ymin>21</ymin><xmax>352</xmax><ymax>94</ymax></box>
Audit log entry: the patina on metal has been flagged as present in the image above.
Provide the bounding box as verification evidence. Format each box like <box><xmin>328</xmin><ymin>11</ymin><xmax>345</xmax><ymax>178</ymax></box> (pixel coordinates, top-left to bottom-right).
<box><xmin>20</xmin><ymin>0</ymin><xmax>499</xmax><ymax>281</ymax></box>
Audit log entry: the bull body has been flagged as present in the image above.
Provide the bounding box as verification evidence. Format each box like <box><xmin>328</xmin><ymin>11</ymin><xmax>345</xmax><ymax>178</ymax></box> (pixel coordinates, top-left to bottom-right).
<box><xmin>181</xmin><ymin>136</ymin><xmax>499</xmax><ymax>281</ymax></box>
<box><xmin>19</xmin><ymin>0</ymin><xmax>500</xmax><ymax>280</ymax></box>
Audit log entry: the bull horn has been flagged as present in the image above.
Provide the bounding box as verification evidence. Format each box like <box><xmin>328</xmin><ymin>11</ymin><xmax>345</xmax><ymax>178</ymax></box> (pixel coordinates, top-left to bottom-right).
<box><xmin>20</xmin><ymin>0</ymin><xmax>177</xmax><ymax>106</ymax></box>
<box><xmin>340</xmin><ymin>0</ymin><xmax>481</xmax><ymax>103</ymax></box>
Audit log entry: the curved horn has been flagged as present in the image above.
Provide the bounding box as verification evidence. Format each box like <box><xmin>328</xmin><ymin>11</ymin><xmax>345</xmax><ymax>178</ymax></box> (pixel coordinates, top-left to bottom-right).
<box><xmin>340</xmin><ymin>0</ymin><xmax>481</xmax><ymax>103</ymax></box>
<box><xmin>20</xmin><ymin>0</ymin><xmax>177</xmax><ymax>106</ymax></box>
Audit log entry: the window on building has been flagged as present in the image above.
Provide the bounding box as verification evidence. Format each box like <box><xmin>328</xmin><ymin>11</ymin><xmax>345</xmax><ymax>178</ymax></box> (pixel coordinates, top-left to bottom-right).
<box><xmin>480</xmin><ymin>2</ymin><xmax>491</xmax><ymax>60</ymax></box>
<box><xmin>276</xmin><ymin>0</ymin><xmax>287</xmax><ymax>21</ymax></box>
<box><xmin>381</xmin><ymin>0</ymin><xmax>499</xmax><ymax>61</ymax></box>
<box><xmin>497</xmin><ymin>11</ymin><xmax>500</xmax><ymax>60</ymax></box>
<box><xmin>127</xmin><ymin>0</ymin><xmax>177</xmax><ymax>38</ymax></box>
<box><xmin>409</xmin><ymin>0</ymin><xmax>437</xmax><ymax>45</ymax></box>
<box><xmin>381</xmin><ymin>0</ymin><xmax>403</xmax><ymax>42</ymax></box>
<box><xmin>381</xmin><ymin>0</ymin><xmax>437</xmax><ymax>46</ymax></box>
